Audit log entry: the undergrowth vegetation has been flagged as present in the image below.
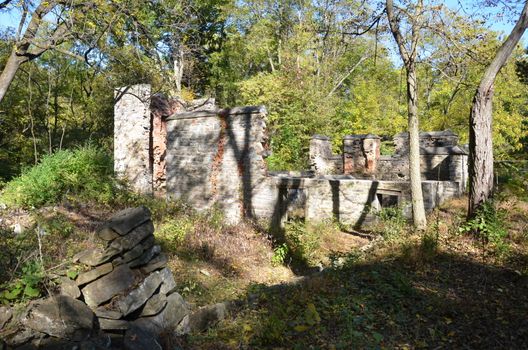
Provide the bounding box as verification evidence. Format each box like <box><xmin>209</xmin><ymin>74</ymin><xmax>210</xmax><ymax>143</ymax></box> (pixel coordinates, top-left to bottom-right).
<box><xmin>0</xmin><ymin>146</ymin><xmax>121</xmax><ymax>208</ymax></box>
<box><xmin>0</xmin><ymin>148</ymin><xmax>527</xmax><ymax>348</ymax></box>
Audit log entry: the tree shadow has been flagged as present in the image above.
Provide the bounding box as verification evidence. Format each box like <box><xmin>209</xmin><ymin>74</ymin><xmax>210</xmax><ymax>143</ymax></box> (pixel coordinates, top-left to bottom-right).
<box><xmin>192</xmin><ymin>248</ymin><xmax>528</xmax><ymax>349</ymax></box>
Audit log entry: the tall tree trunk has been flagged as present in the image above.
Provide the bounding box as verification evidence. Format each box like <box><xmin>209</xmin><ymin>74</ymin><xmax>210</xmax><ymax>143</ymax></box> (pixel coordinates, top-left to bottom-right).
<box><xmin>386</xmin><ymin>0</ymin><xmax>427</xmax><ymax>229</ymax></box>
<box><xmin>0</xmin><ymin>50</ymin><xmax>26</xmax><ymax>102</ymax></box>
<box><xmin>468</xmin><ymin>1</ymin><xmax>528</xmax><ymax>218</ymax></box>
<box><xmin>407</xmin><ymin>66</ymin><xmax>427</xmax><ymax>229</ymax></box>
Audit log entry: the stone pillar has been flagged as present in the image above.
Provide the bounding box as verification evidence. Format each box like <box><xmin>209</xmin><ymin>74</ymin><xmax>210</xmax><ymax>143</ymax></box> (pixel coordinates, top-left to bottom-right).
<box><xmin>343</xmin><ymin>134</ymin><xmax>380</xmax><ymax>175</ymax></box>
<box><xmin>309</xmin><ymin>135</ymin><xmax>336</xmax><ymax>175</ymax></box>
<box><xmin>114</xmin><ymin>84</ymin><xmax>152</xmax><ymax>195</ymax></box>
<box><xmin>363</xmin><ymin>135</ymin><xmax>381</xmax><ymax>174</ymax></box>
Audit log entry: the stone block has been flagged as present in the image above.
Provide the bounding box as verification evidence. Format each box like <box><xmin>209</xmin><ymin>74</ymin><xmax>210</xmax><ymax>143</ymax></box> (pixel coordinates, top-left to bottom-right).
<box><xmin>114</xmin><ymin>84</ymin><xmax>153</xmax><ymax>195</ymax></box>
<box><xmin>103</xmin><ymin>206</ymin><xmax>152</xmax><ymax>236</ymax></box>
<box><xmin>118</xmin><ymin>270</ymin><xmax>164</xmax><ymax>316</ymax></box>
<box><xmin>76</xmin><ymin>263</ymin><xmax>113</xmax><ymax>286</ymax></box>
<box><xmin>81</xmin><ymin>264</ymin><xmax>136</xmax><ymax>308</ymax></box>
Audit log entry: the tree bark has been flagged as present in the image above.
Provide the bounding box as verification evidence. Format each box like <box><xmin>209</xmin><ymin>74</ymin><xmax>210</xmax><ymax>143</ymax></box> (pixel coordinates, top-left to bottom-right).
<box><xmin>0</xmin><ymin>50</ymin><xmax>26</xmax><ymax>102</ymax></box>
<box><xmin>407</xmin><ymin>66</ymin><xmax>427</xmax><ymax>229</ymax></box>
<box><xmin>468</xmin><ymin>1</ymin><xmax>528</xmax><ymax>218</ymax></box>
<box><xmin>386</xmin><ymin>0</ymin><xmax>427</xmax><ymax>229</ymax></box>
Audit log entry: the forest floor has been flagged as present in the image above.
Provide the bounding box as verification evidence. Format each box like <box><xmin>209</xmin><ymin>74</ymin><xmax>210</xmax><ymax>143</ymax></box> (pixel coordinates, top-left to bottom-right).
<box><xmin>1</xmin><ymin>194</ymin><xmax>527</xmax><ymax>349</ymax></box>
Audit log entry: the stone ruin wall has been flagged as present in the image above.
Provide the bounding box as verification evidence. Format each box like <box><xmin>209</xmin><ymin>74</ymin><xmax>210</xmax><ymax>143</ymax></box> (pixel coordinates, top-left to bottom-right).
<box><xmin>165</xmin><ymin>107</ymin><xmax>277</xmax><ymax>224</ymax></box>
<box><xmin>114</xmin><ymin>84</ymin><xmax>468</xmax><ymax>229</ymax></box>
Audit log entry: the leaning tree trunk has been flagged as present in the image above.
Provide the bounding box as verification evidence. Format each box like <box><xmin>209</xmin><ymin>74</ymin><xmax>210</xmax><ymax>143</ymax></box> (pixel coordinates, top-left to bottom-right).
<box><xmin>468</xmin><ymin>1</ymin><xmax>528</xmax><ymax>218</ymax></box>
<box><xmin>0</xmin><ymin>50</ymin><xmax>26</xmax><ymax>103</ymax></box>
<box><xmin>407</xmin><ymin>66</ymin><xmax>427</xmax><ymax>230</ymax></box>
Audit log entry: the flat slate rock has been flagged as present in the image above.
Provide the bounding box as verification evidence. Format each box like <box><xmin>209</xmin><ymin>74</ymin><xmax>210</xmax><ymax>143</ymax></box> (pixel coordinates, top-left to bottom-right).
<box><xmin>94</xmin><ymin>307</ymin><xmax>122</xmax><ymax>320</ymax></box>
<box><xmin>108</xmin><ymin>221</ymin><xmax>154</xmax><ymax>254</ymax></box>
<box><xmin>118</xmin><ymin>269</ymin><xmax>164</xmax><ymax>316</ymax></box>
<box><xmin>133</xmin><ymin>292</ymin><xmax>189</xmax><ymax>335</ymax></box>
<box><xmin>97</xmin><ymin>226</ymin><xmax>120</xmax><ymax>241</ymax></box>
<box><xmin>158</xmin><ymin>267</ymin><xmax>177</xmax><ymax>295</ymax></box>
<box><xmin>21</xmin><ymin>295</ymin><xmax>95</xmax><ymax>341</ymax></box>
<box><xmin>139</xmin><ymin>293</ymin><xmax>167</xmax><ymax>317</ymax></box>
<box><xmin>113</xmin><ymin>236</ymin><xmax>155</xmax><ymax>266</ymax></box>
<box><xmin>59</xmin><ymin>277</ymin><xmax>81</xmax><ymax>299</ymax></box>
<box><xmin>104</xmin><ymin>206</ymin><xmax>151</xmax><ymax>236</ymax></box>
<box><xmin>140</xmin><ymin>253</ymin><xmax>168</xmax><ymax>274</ymax></box>
<box><xmin>76</xmin><ymin>263</ymin><xmax>114</xmax><ymax>286</ymax></box>
<box><xmin>73</xmin><ymin>248</ymin><xmax>118</xmax><ymax>267</ymax></box>
<box><xmin>128</xmin><ymin>244</ymin><xmax>160</xmax><ymax>268</ymax></box>
<box><xmin>82</xmin><ymin>264</ymin><xmax>135</xmax><ymax>308</ymax></box>
<box><xmin>98</xmin><ymin>318</ymin><xmax>130</xmax><ymax>331</ymax></box>
<box><xmin>124</xmin><ymin>325</ymin><xmax>162</xmax><ymax>350</ymax></box>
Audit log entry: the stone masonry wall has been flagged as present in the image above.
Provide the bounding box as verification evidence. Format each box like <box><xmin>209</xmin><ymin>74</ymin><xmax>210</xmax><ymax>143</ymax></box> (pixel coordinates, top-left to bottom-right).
<box><xmin>114</xmin><ymin>85</ymin><xmax>152</xmax><ymax>195</ymax></box>
<box><xmin>278</xmin><ymin>178</ymin><xmax>460</xmax><ymax>228</ymax></box>
<box><xmin>309</xmin><ymin>135</ymin><xmax>342</xmax><ymax>175</ymax></box>
<box><xmin>165</xmin><ymin>107</ymin><xmax>275</xmax><ymax>224</ymax></box>
<box><xmin>113</xmin><ymin>85</ymin><xmax>466</xmax><ymax>228</ymax></box>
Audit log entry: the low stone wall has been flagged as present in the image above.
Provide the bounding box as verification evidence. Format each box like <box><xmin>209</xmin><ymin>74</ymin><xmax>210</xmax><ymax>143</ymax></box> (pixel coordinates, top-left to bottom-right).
<box><xmin>273</xmin><ymin>177</ymin><xmax>461</xmax><ymax>228</ymax></box>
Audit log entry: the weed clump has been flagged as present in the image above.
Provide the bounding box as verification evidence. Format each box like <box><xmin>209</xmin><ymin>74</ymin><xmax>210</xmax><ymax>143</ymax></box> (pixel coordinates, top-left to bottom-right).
<box><xmin>459</xmin><ymin>201</ymin><xmax>510</xmax><ymax>257</ymax></box>
<box><xmin>376</xmin><ymin>205</ymin><xmax>408</xmax><ymax>239</ymax></box>
<box><xmin>0</xmin><ymin>146</ymin><xmax>118</xmax><ymax>208</ymax></box>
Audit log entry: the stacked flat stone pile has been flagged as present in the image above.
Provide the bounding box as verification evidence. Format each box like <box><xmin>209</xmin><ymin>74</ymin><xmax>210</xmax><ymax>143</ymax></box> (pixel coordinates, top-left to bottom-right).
<box><xmin>70</xmin><ymin>206</ymin><xmax>189</xmax><ymax>337</ymax></box>
<box><xmin>1</xmin><ymin>206</ymin><xmax>195</xmax><ymax>350</ymax></box>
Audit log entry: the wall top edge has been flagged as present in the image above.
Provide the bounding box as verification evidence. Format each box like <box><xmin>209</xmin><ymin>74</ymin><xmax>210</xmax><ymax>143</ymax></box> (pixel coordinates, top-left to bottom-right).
<box><xmin>166</xmin><ymin>105</ymin><xmax>267</xmax><ymax>120</ymax></box>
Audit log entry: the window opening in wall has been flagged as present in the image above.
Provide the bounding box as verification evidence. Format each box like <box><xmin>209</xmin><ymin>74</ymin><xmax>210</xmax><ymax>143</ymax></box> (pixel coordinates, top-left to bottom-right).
<box><xmin>376</xmin><ymin>192</ymin><xmax>400</xmax><ymax>208</ymax></box>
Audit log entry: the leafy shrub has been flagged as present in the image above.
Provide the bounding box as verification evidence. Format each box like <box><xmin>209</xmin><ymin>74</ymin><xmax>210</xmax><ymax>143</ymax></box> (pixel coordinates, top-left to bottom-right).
<box><xmin>283</xmin><ymin>220</ymin><xmax>323</xmax><ymax>266</ymax></box>
<box><xmin>0</xmin><ymin>261</ymin><xmax>44</xmax><ymax>304</ymax></box>
<box><xmin>376</xmin><ymin>205</ymin><xmax>407</xmax><ymax>239</ymax></box>
<box><xmin>156</xmin><ymin>217</ymin><xmax>194</xmax><ymax>249</ymax></box>
<box><xmin>459</xmin><ymin>202</ymin><xmax>509</xmax><ymax>254</ymax></box>
<box><xmin>271</xmin><ymin>243</ymin><xmax>289</xmax><ymax>266</ymax></box>
<box><xmin>0</xmin><ymin>146</ymin><xmax>118</xmax><ymax>208</ymax></box>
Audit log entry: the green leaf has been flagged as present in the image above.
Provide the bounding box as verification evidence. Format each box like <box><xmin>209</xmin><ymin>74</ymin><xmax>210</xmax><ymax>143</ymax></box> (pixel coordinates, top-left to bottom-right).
<box><xmin>294</xmin><ymin>324</ymin><xmax>309</xmax><ymax>332</ymax></box>
<box><xmin>304</xmin><ymin>303</ymin><xmax>321</xmax><ymax>326</ymax></box>
<box><xmin>66</xmin><ymin>269</ymin><xmax>78</xmax><ymax>280</ymax></box>
<box><xmin>23</xmin><ymin>285</ymin><xmax>40</xmax><ymax>298</ymax></box>
<box><xmin>5</xmin><ymin>287</ymin><xmax>22</xmax><ymax>300</ymax></box>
